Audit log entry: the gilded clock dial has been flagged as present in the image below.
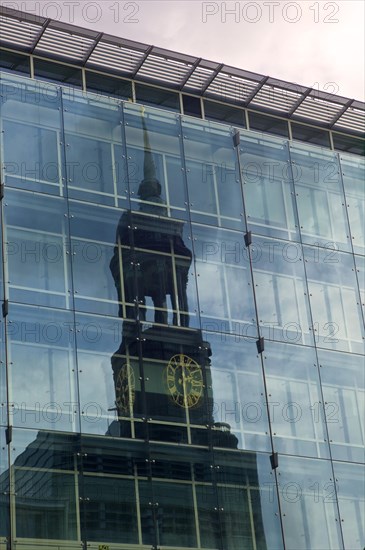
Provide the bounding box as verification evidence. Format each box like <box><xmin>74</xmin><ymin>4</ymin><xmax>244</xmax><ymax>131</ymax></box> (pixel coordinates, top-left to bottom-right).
<box><xmin>165</xmin><ymin>354</ymin><xmax>203</xmax><ymax>408</ymax></box>
<box><xmin>116</xmin><ymin>363</ymin><xmax>135</xmax><ymax>414</ymax></box>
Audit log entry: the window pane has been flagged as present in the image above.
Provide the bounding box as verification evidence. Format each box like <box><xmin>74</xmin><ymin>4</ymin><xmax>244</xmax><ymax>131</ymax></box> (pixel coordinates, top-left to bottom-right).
<box><xmin>63</xmin><ymin>89</ymin><xmax>125</xmax><ymax>206</ymax></box>
<box><xmin>0</xmin><ymin>49</ymin><xmax>30</xmax><ymax>75</ymax></box>
<box><xmin>69</xmin><ymin>201</ymin><xmax>122</xmax><ymax>317</ymax></box>
<box><xmin>291</xmin><ymin>142</ymin><xmax>350</xmax><ymax>251</ymax></box>
<box><xmin>140</xmin><ymin>326</ymin><xmax>211</xmax><ymax>441</ymax></box>
<box><xmin>1</xmin><ymin>73</ymin><xmax>63</xmax><ymax>195</ymax></box>
<box><xmin>82</xmin><ymin>475</ymin><xmax>138</xmax><ymax>544</ymax></box>
<box><xmin>34</xmin><ymin>58</ymin><xmax>82</xmax><ymax>87</ymax></box>
<box><xmin>110</xmin><ymin>209</ymin><xmax>198</xmax><ymax>328</ymax></box>
<box><xmin>182</xmin><ymin>118</ymin><xmax>245</xmax><ymax>230</ymax></box>
<box><xmin>4</xmin><ymin>189</ymin><xmax>72</xmax><ymax>309</ymax></box>
<box><xmin>153</xmin><ymin>481</ymin><xmax>197</xmax><ymax>547</ymax></box>
<box><xmin>196</xmin><ymin>484</ymin><xmax>221</xmax><ymax>548</ymax></box>
<box><xmin>355</xmin><ymin>254</ymin><xmax>365</xmax><ymax>317</ymax></box>
<box><xmin>0</xmin><ymin>321</ymin><xmax>6</xmax><ymax>419</ymax></box>
<box><xmin>183</xmin><ymin>95</ymin><xmax>202</xmax><ymax>118</ymax></box>
<box><xmin>75</xmin><ymin>314</ymin><xmax>142</xmax><ymax>437</ymax></box>
<box><xmin>249</xmin><ymin>112</ymin><xmax>289</xmax><ymax>138</ymax></box>
<box><xmin>263</xmin><ymin>342</ymin><xmax>329</xmax><ymax>458</ymax></box>
<box><xmin>123</xmin><ymin>102</ymin><xmax>188</xmax><ymax>219</ymax></box>
<box><xmin>205</xmin><ymin>100</ymin><xmax>245</xmax><ymax>127</ymax></box>
<box><xmin>214</xmin><ymin>450</ymin><xmax>284</xmax><ymax>550</ymax></box>
<box><xmin>304</xmin><ymin>246</ymin><xmax>364</xmax><ymax>353</ymax></box>
<box><xmin>135</xmin><ymin>83</ymin><xmax>180</xmax><ymax>112</ymax></box>
<box><xmin>192</xmin><ymin>226</ymin><xmax>255</xmax><ymax>328</ymax></box>
<box><xmin>291</xmin><ymin>122</ymin><xmax>330</xmax><ymax>147</ymax></box>
<box><xmin>240</xmin><ymin>133</ymin><xmax>298</xmax><ymax>240</ymax></box>
<box><xmin>333</xmin><ymin>133</ymin><xmax>365</xmax><ymax>156</ymax></box>
<box><xmin>11</xmin><ymin>429</ymin><xmax>78</xmax><ymax>542</ymax></box>
<box><xmin>333</xmin><ymin>462</ymin><xmax>365</xmax><ymax>550</ymax></box>
<box><xmin>86</xmin><ymin>70</ymin><xmax>132</xmax><ymax>99</ymax></box>
<box><xmin>206</xmin><ymin>333</ymin><xmax>270</xmax><ymax>452</ymax></box>
<box><xmin>0</xmin><ymin>429</ymin><xmax>9</xmax><ymax>537</ymax></box>
<box><xmin>7</xmin><ymin>305</ymin><xmax>79</xmax><ymax>432</ymax></box>
<box><xmin>138</xmin><ymin>479</ymin><xmax>156</xmax><ymax>545</ymax></box>
<box><xmin>277</xmin><ymin>455</ymin><xmax>343</xmax><ymax>550</ymax></box>
<box><xmin>252</xmin><ymin>236</ymin><xmax>313</xmax><ymax>346</ymax></box>
<box><xmin>318</xmin><ymin>350</ymin><xmax>365</xmax><ymax>463</ymax></box>
<box><xmin>80</xmin><ymin>437</ymin><xmax>148</xmax><ymax>542</ymax></box>
<box><xmin>340</xmin><ymin>153</ymin><xmax>365</xmax><ymax>255</ymax></box>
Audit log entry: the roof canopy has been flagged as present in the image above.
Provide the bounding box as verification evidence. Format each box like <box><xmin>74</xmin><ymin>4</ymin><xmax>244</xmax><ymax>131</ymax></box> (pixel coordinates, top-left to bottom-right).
<box><xmin>1</xmin><ymin>6</ymin><xmax>364</xmax><ymax>134</ymax></box>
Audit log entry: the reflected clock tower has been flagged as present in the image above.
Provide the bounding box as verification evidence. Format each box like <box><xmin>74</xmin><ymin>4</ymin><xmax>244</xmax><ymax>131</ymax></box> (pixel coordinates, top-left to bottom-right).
<box><xmin>108</xmin><ymin>107</ymin><xmax>238</xmax><ymax>447</ymax></box>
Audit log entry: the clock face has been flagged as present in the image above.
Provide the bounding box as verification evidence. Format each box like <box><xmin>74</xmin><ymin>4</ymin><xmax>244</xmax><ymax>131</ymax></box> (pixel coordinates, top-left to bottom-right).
<box><xmin>116</xmin><ymin>363</ymin><xmax>135</xmax><ymax>414</ymax></box>
<box><xmin>165</xmin><ymin>354</ymin><xmax>203</xmax><ymax>409</ymax></box>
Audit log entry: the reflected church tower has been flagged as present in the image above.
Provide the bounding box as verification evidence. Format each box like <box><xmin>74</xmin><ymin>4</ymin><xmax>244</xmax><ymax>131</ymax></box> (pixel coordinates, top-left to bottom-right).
<box><xmin>110</xmin><ymin>107</ymin><xmax>192</xmax><ymax>327</ymax></box>
<box><xmin>109</xmin><ymin>107</ymin><xmax>238</xmax><ymax>447</ymax></box>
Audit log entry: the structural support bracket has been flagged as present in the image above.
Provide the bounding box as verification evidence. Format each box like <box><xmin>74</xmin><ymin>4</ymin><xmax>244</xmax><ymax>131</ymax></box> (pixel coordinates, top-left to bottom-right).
<box><xmin>256</xmin><ymin>336</ymin><xmax>264</xmax><ymax>354</ymax></box>
<box><xmin>233</xmin><ymin>130</ymin><xmax>240</xmax><ymax>147</ymax></box>
<box><xmin>5</xmin><ymin>426</ymin><xmax>12</xmax><ymax>445</ymax></box>
<box><xmin>270</xmin><ymin>452</ymin><xmax>279</xmax><ymax>470</ymax></box>
<box><xmin>2</xmin><ymin>300</ymin><xmax>8</xmax><ymax>317</ymax></box>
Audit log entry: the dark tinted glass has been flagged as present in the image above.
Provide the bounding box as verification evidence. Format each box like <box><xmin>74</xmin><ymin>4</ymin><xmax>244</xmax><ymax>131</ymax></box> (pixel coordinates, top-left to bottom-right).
<box><xmin>0</xmin><ymin>49</ymin><xmax>30</xmax><ymax>75</ymax></box>
<box><xmin>291</xmin><ymin>121</ymin><xmax>330</xmax><ymax>147</ymax></box>
<box><xmin>333</xmin><ymin>132</ymin><xmax>365</xmax><ymax>156</ymax></box>
<box><xmin>205</xmin><ymin>100</ymin><xmax>245</xmax><ymax>126</ymax></box>
<box><xmin>33</xmin><ymin>58</ymin><xmax>82</xmax><ymax>87</ymax></box>
<box><xmin>249</xmin><ymin>111</ymin><xmax>289</xmax><ymax>137</ymax></box>
<box><xmin>86</xmin><ymin>70</ymin><xmax>132</xmax><ymax>99</ymax></box>
<box><xmin>183</xmin><ymin>94</ymin><xmax>202</xmax><ymax>117</ymax></box>
<box><xmin>135</xmin><ymin>83</ymin><xmax>180</xmax><ymax>111</ymax></box>
<box><xmin>82</xmin><ymin>476</ymin><xmax>138</xmax><ymax>543</ymax></box>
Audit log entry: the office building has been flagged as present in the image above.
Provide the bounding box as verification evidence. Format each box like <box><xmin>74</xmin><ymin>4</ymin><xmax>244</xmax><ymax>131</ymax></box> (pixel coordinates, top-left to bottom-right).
<box><xmin>0</xmin><ymin>6</ymin><xmax>364</xmax><ymax>550</ymax></box>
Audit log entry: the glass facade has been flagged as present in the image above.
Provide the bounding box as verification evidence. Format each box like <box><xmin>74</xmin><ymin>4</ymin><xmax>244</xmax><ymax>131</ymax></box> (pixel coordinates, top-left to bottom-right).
<box><xmin>0</xmin><ymin>70</ymin><xmax>364</xmax><ymax>550</ymax></box>
<box><xmin>1</xmin><ymin>47</ymin><xmax>364</xmax><ymax>158</ymax></box>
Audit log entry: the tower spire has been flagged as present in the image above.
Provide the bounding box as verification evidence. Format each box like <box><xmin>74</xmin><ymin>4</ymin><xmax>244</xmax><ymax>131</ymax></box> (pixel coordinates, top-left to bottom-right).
<box><xmin>141</xmin><ymin>105</ymin><xmax>157</xmax><ymax>183</ymax></box>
